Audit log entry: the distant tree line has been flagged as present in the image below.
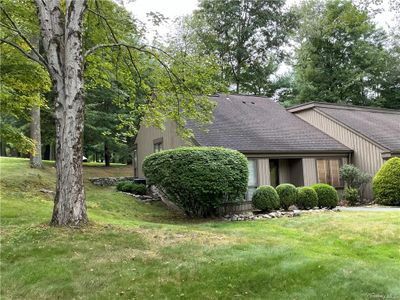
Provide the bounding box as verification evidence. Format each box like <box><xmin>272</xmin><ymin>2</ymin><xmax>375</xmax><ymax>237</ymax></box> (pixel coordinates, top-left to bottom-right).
<box><xmin>173</xmin><ymin>0</ymin><xmax>399</xmax><ymax>109</ymax></box>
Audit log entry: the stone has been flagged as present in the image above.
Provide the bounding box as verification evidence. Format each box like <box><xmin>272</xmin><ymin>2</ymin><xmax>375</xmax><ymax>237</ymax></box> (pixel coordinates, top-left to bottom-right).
<box><xmin>288</xmin><ymin>205</ymin><xmax>299</xmax><ymax>211</ymax></box>
<box><xmin>89</xmin><ymin>176</ymin><xmax>135</xmax><ymax>186</ymax></box>
<box><xmin>39</xmin><ymin>188</ymin><xmax>56</xmax><ymax>195</ymax></box>
<box><xmin>293</xmin><ymin>210</ymin><xmax>301</xmax><ymax>217</ymax></box>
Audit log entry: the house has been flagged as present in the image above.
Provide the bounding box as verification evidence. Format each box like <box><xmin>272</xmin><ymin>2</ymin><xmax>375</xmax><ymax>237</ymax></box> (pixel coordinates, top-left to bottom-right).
<box><xmin>288</xmin><ymin>102</ymin><xmax>400</xmax><ymax>199</ymax></box>
<box><xmin>134</xmin><ymin>94</ymin><xmax>353</xmax><ymax>199</ymax></box>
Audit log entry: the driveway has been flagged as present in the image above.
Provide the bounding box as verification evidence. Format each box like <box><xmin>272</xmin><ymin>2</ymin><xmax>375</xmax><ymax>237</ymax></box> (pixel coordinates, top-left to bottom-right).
<box><xmin>338</xmin><ymin>206</ymin><xmax>400</xmax><ymax>212</ymax></box>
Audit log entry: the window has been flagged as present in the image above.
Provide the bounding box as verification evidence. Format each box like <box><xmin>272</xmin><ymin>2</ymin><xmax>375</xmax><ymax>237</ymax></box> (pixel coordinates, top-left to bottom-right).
<box><xmin>153</xmin><ymin>138</ymin><xmax>163</xmax><ymax>153</ymax></box>
<box><xmin>316</xmin><ymin>159</ymin><xmax>342</xmax><ymax>187</ymax></box>
<box><xmin>133</xmin><ymin>145</ymin><xmax>138</xmax><ymax>177</ymax></box>
<box><xmin>247</xmin><ymin>159</ymin><xmax>257</xmax><ymax>200</ymax></box>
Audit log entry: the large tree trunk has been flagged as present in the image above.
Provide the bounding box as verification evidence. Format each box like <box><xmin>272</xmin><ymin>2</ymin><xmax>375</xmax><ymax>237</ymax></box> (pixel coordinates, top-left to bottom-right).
<box><xmin>30</xmin><ymin>105</ymin><xmax>43</xmax><ymax>168</ymax></box>
<box><xmin>104</xmin><ymin>141</ymin><xmax>111</xmax><ymax>167</ymax></box>
<box><xmin>36</xmin><ymin>0</ymin><xmax>88</xmax><ymax>226</ymax></box>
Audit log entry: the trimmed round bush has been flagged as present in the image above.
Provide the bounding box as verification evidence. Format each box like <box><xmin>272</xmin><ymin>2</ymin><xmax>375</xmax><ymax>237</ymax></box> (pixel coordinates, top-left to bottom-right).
<box><xmin>311</xmin><ymin>183</ymin><xmax>339</xmax><ymax>208</ymax></box>
<box><xmin>143</xmin><ymin>147</ymin><xmax>248</xmax><ymax>217</ymax></box>
<box><xmin>276</xmin><ymin>183</ymin><xmax>298</xmax><ymax>210</ymax></box>
<box><xmin>296</xmin><ymin>187</ymin><xmax>318</xmax><ymax>209</ymax></box>
<box><xmin>252</xmin><ymin>185</ymin><xmax>280</xmax><ymax>212</ymax></box>
<box><xmin>116</xmin><ymin>181</ymin><xmax>147</xmax><ymax>195</ymax></box>
<box><xmin>373</xmin><ymin>157</ymin><xmax>400</xmax><ymax>206</ymax></box>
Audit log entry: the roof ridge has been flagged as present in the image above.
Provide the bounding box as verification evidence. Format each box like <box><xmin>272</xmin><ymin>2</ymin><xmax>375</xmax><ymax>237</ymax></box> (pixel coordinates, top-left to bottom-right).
<box><xmin>289</xmin><ymin>101</ymin><xmax>400</xmax><ymax>114</ymax></box>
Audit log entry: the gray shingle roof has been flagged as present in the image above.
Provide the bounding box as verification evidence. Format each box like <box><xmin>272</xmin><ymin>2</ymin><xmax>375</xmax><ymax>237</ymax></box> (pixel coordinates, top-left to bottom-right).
<box><xmin>316</xmin><ymin>106</ymin><xmax>400</xmax><ymax>151</ymax></box>
<box><xmin>187</xmin><ymin>94</ymin><xmax>351</xmax><ymax>153</ymax></box>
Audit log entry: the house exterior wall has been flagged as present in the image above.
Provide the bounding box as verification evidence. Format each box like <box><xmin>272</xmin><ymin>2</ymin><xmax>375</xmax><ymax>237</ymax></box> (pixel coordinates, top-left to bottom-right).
<box><xmin>135</xmin><ymin>121</ymin><xmax>187</xmax><ymax>177</ymax></box>
<box><xmin>294</xmin><ymin>109</ymin><xmax>385</xmax><ymax>199</ymax></box>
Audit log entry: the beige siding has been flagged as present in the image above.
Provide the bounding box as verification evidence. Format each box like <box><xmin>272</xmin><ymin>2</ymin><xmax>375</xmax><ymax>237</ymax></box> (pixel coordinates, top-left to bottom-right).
<box><xmin>295</xmin><ymin>109</ymin><xmax>386</xmax><ymax>199</ymax></box>
<box><xmin>257</xmin><ymin>158</ymin><xmax>270</xmax><ymax>185</ymax></box>
<box><xmin>303</xmin><ymin>158</ymin><xmax>317</xmax><ymax>186</ymax></box>
<box><xmin>135</xmin><ymin>121</ymin><xmax>187</xmax><ymax>177</ymax></box>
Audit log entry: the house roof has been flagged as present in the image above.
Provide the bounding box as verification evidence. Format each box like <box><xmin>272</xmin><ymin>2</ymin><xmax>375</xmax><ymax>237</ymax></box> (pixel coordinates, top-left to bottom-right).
<box><xmin>187</xmin><ymin>95</ymin><xmax>351</xmax><ymax>153</ymax></box>
<box><xmin>288</xmin><ymin>102</ymin><xmax>400</xmax><ymax>152</ymax></box>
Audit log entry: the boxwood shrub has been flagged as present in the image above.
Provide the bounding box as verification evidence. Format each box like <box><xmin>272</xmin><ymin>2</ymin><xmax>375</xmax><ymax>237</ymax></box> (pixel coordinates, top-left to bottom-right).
<box><xmin>373</xmin><ymin>157</ymin><xmax>400</xmax><ymax>206</ymax></box>
<box><xmin>311</xmin><ymin>183</ymin><xmax>339</xmax><ymax>208</ymax></box>
<box><xmin>296</xmin><ymin>187</ymin><xmax>318</xmax><ymax>209</ymax></box>
<box><xmin>276</xmin><ymin>183</ymin><xmax>298</xmax><ymax>210</ymax></box>
<box><xmin>142</xmin><ymin>147</ymin><xmax>248</xmax><ymax>217</ymax></box>
<box><xmin>116</xmin><ymin>181</ymin><xmax>147</xmax><ymax>195</ymax></box>
<box><xmin>252</xmin><ymin>185</ymin><xmax>280</xmax><ymax>212</ymax></box>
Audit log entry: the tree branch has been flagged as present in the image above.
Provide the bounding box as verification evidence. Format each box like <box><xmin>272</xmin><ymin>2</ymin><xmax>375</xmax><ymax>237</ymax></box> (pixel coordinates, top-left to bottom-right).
<box><xmin>0</xmin><ymin>6</ymin><xmax>48</xmax><ymax>68</ymax></box>
<box><xmin>0</xmin><ymin>38</ymin><xmax>44</xmax><ymax>65</ymax></box>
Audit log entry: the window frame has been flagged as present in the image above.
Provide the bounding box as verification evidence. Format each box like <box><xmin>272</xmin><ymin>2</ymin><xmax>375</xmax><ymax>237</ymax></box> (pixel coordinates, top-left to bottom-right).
<box><xmin>153</xmin><ymin>138</ymin><xmax>163</xmax><ymax>153</ymax></box>
<box><xmin>246</xmin><ymin>158</ymin><xmax>259</xmax><ymax>200</ymax></box>
<box><xmin>315</xmin><ymin>158</ymin><xmax>343</xmax><ymax>188</ymax></box>
<box><xmin>132</xmin><ymin>144</ymin><xmax>138</xmax><ymax>178</ymax></box>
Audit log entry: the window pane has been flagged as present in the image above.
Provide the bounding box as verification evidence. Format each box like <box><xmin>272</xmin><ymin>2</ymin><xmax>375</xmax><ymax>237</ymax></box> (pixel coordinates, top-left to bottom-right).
<box><xmin>329</xmin><ymin>160</ymin><xmax>340</xmax><ymax>186</ymax></box>
<box><xmin>248</xmin><ymin>159</ymin><xmax>257</xmax><ymax>186</ymax></box>
<box><xmin>317</xmin><ymin>159</ymin><xmax>341</xmax><ymax>187</ymax></box>
<box><xmin>316</xmin><ymin>160</ymin><xmax>327</xmax><ymax>183</ymax></box>
<box><xmin>246</xmin><ymin>187</ymin><xmax>257</xmax><ymax>201</ymax></box>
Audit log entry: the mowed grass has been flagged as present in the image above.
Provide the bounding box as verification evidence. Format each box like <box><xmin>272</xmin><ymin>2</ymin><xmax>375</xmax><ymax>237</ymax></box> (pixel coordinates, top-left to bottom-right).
<box><xmin>1</xmin><ymin>157</ymin><xmax>399</xmax><ymax>299</ymax></box>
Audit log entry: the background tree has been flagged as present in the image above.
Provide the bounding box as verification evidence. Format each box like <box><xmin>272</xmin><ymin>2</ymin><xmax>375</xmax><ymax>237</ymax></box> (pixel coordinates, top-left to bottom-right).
<box><xmin>191</xmin><ymin>0</ymin><xmax>296</xmax><ymax>94</ymax></box>
<box><xmin>0</xmin><ymin>1</ymin><xmax>50</xmax><ymax>166</ymax></box>
<box><xmin>1</xmin><ymin>0</ymin><xmax>218</xmax><ymax>226</ymax></box>
<box><xmin>0</xmin><ymin>46</ymin><xmax>50</xmax><ymax>158</ymax></box>
<box><xmin>294</xmin><ymin>0</ymin><xmax>398</xmax><ymax>106</ymax></box>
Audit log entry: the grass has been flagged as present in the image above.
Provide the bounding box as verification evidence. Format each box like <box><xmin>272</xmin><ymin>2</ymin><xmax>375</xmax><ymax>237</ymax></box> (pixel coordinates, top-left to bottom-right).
<box><xmin>1</xmin><ymin>157</ymin><xmax>400</xmax><ymax>299</ymax></box>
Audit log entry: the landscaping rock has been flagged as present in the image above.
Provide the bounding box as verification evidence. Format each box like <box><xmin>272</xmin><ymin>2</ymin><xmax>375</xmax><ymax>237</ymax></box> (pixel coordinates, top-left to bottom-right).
<box><xmin>89</xmin><ymin>176</ymin><xmax>135</xmax><ymax>186</ymax></box>
<box><xmin>223</xmin><ymin>207</ymin><xmax>339</xmax><ymax>221</ymax></box>
<box><xmin>288</xmin><ymin>205</ymin><xmax>299</xmax><ymax>211</ymax></box>
<box><xmin>39</xmin><ymin>188</ymin><xmax>56</xmax><ymax>195</ymax></box>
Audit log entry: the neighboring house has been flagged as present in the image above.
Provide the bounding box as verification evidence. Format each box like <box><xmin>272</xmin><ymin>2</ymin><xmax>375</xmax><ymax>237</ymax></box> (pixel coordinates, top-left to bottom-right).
<box><xmin>288</xmin><ymin>102</ymin><xmax>400</xmax><ymax>199</ymax></box>
<box><xmin>134</xmin><ymin>95</ymin><xmax>352</xmax><ymax>199</ymax></box>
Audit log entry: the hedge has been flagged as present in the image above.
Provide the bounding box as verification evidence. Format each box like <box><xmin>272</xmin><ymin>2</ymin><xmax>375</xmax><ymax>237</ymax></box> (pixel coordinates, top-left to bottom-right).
<box><xmin>311</xmin><ymin>183</ymin><xmax>339</xmax><ymax>208</ymax></box>
<box><xmin>276</xmin><ymin>183</ymin><xmax>298</xmax><ymax>210</ymax></box>
<box><xmin>143</xmin><ymin>147</ymin><xmax>248</xmax><ymax>217</ymax></box>
<box><xmin>373</xmin><ymin>157</ymin><xmax>400</xmax><ymax>206</ymax></box>
<box><xmin>116</xmin><ymin>181</ymin><xmax>147</xmax><ymax>195</ymax></box>
<box><xmin>252</xmin><ymin>185</ymin><xmax>280</xmax><ymax>212</ymax></box>
<box><xmin>296</xmin><ymin>187</ymin><xmax>318</xmax><ymax>209</ymax></box>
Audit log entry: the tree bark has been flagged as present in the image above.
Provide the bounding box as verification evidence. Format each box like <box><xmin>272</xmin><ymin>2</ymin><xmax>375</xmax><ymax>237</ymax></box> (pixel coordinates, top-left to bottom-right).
<box><xmin>104</xmin><ymin>141</ymin><xmax>111</xmax><ymax>167</ymax></box>
<box><xmin>30</xmin><ymin>105</ymin><xmax>43</xmax><ymax>168</ymax></box>
<box><xmin>36</xmin><ymin>0</ymin><xmax>88</xmax><ymax>226</ymax></box>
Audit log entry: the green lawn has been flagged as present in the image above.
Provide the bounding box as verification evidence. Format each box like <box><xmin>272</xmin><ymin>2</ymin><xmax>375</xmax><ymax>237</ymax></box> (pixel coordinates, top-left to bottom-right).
<box><xmin>1</xmin><ymin>157</ymin><xmax>399</xmax><ymax>299</ymax></box>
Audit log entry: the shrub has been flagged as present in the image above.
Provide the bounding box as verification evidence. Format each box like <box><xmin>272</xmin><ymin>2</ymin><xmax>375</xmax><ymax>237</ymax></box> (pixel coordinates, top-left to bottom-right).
<box><xmin>373</xmin><ymin>157</ymin><xmax>400</xmax><ymax>206</ymax></box>
<box><xmin>296</xmin><ymin>187</ymin><xmax>318</xmax><ymax>209</ymax></box>
<box><xmin>344</xmin><ymin>187</ymin><xmax>360</xmax><ymax>205</ymax></box>
<box><xmin>252</xmin><ymin>185</ymin><xmax>280</xmax><ymax>212</ymax></box>
<box><xmin>311</xmin><ymin>183</ymin><xmax>339</xmax><ymax>208</ymax></box>
<box><xmin>117</xmin><ymin>181</ymin><xmax>147</xmax><ymax>195</ymax></box>
<box><xmin>143</xmin><ymin>147</ymin><xmax>248</xmax><ymax>217</ymax></box>
<box><xmin>276</xmin><ymin>183</ymin><xmax>298</xmax><ymax>210</ymax></box>
<box><xmin>339</xmin><ymin>164</ymin><xmax>371</xmax><ymax>189</ymax></box>
<box><xmin>116</xmin><ymin>181</ymin><xmax>130</xmax><ymax>191</ymax></box>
